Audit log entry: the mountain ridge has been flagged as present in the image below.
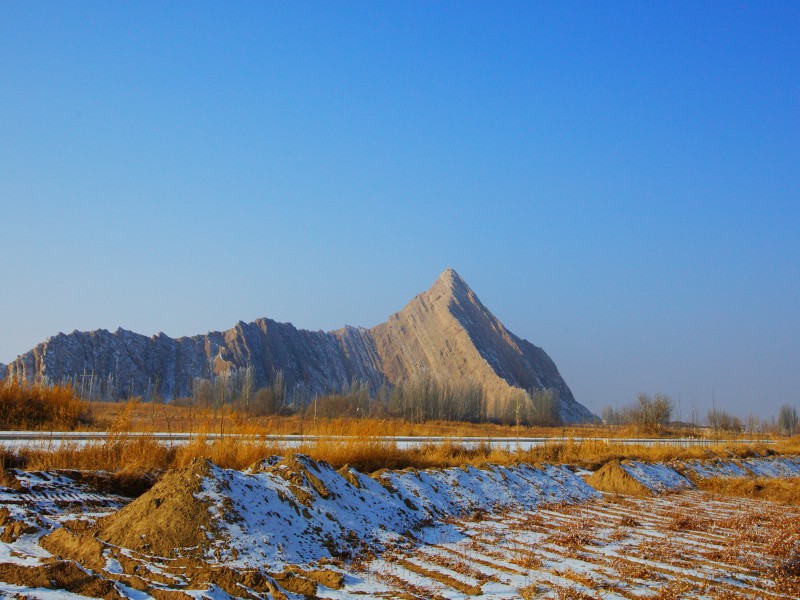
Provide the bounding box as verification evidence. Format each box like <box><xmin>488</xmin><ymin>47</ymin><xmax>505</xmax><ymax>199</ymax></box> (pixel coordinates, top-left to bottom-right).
<box><xmin>3</xmin><ymin>269</ymin><xmax>595</xmax><ymax>423</ymax></box>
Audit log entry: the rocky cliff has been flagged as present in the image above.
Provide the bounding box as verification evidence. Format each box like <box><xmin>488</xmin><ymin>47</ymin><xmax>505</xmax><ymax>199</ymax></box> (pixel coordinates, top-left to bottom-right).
<box><xmin>4</xmin><ymin>269</ymin><xmax>594</xmax><ymax>423</ymax></box>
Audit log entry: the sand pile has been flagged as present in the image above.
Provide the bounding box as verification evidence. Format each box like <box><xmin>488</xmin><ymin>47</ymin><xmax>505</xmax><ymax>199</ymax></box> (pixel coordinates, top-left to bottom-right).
<box><xmin>97</xmin><ymin>458</ymin><xmax>214</xmax><ymax>558</ymax></box>
<box><xmin>92</xmin><ymin>454</ymin><xmax>598</xmax><ymax>570</ymax></box>
<box><xmin>11</xmin><ymin>455</ymin><xmax>800</xmax><ymax>597</ymax></box>
<box><xmin>0</xmin><ymin>455</ymin><xmax>598</xmax><ymax>597</ymax></box>
<box><xmin>586</xmin><ymin>460</ymin><xmax>654</xmax><ymax>497</ymax></box>
<box><xmin>586</xmin><ymin>459</ymin><xmax>694</xmax><ymax>496</ymax></box>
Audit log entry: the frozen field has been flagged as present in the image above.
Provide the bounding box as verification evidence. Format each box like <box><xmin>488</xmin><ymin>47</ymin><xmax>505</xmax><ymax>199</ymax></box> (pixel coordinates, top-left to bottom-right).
<box><xmin>0</xmin><ymin>455</ymin><xmax>798</xmax><ymax>599</ymax></box>
<box><xmin>335</xmin><ymin>490</ymin><xmax>800</xmax><ymax>599</ymax></box>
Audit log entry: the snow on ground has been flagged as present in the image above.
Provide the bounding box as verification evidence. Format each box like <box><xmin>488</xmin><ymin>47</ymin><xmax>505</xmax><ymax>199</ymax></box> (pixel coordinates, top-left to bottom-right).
<box><xmin>0</xmin><ymin>470</ymin><xmax>128</xmax><ymax>568</ymax></box>
<box><xmin>619</xmin><ymin>460</ymin><xmax>694</xmax><ymax>492</ymax></box>
<box><xmin>330</xmin><ymin>490</ymin><xmax>800</xmax><ymax>598</ymax></box>
<box><xmin>197</xmin><ymin>456</ymin><xmax>599</xmax><ymax>569</ymax></box>
<box><xmin>681</xmin><ymin>457</ymin><xmax>751</xmax><ymax>479</ymax></box>
<box><xmin>1</xmin><ymin>454</ymin><xmax>799</xmax><ymax>598</ymax></box>
<box><xmin>0</xmin><ymin>583</ymin><xmax>97</xmax><ymax>599</ymax></box>
<box><xmin>741</xmin><ymin>455</ymin><xmax>800</xmax><ymax>477</ymax></box>
<box><xmin>680</xmin><ymin>455</ymin><xmax>800</xmax><ymax>480</ymax></box>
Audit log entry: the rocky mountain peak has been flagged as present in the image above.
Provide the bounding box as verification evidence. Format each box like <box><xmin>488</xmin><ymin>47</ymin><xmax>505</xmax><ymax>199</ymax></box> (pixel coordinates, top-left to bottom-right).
<box><xmin>426</xmin><ymin>267</ymin><xmax>470</xmax><ymax>300</ymax></box>
<box><xmin>3</xmin><ymin>269</ymin><xmax>596</xmax><ymax>423</ymax></box>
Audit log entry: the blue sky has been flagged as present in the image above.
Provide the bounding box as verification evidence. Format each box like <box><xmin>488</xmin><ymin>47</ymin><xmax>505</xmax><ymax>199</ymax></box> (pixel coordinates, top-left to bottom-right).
<box><xmin>1</xmin><ymin>2</ymin><xmax>798</xmax><ymax>418</ymax></box>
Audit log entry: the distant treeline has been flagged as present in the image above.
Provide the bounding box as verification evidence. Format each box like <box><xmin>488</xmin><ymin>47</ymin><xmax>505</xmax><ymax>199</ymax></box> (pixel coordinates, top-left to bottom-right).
<box><xmin>601</xmin><ymin>393</ymin><xmax>799</xmax><ymax>436</ymax></box>
<box><xmin>9</xmin><ymin>365</ymin><xmax>563</xmax><ymax>426</ymax></box>
<box><xmin>166</xmin><ymin>367</ymin><xmax>565</xmax><ymax>427</ymax></box>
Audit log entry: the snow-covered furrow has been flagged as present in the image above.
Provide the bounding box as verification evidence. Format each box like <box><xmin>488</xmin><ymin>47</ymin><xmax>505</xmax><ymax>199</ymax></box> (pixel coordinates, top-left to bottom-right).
<box><xmin>337</xmin><ymin>490</ymin><xmax>800</xmax><ymax>599</ymax></box>
<box><xmin>620</xmin><ymin>460</ymin><xmax>694</xmax><ymax>491</ymax></box>
<box><xmin>681</xmin><ymin>455</ymin><xmax>800</xmax><ymax>480</ymax></box>
<box><xmin>196</xmin><ymin>456</ymin><xmax>600</xmax><ymax>569</ymax></box>
<box><xmin>2</xmin><ymin>453</ymin><xmax>800</xmax><ymax>598</ymax></box>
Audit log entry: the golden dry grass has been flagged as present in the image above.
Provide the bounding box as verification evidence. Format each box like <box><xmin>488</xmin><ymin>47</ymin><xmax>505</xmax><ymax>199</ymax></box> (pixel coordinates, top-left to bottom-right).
<box><xmin>696</xmin><ymin>476</ymin><xmax>800</xmax><ymax>504</ymax></box>
<box><xmin>0</xmin><ymin>395</ymin><xmax>786</xmax><ymax>478</ymax></box>
<box><xmin>87</xmin><ymin>399</ymin><xmax>756</xmax><ymax>440</ymax></box>
<box><xmin>5</xmin><ymin>430</ymin><xmax>779</xmax><ymax>480</ymax></box>
<box><xmin>0</xmin><ymin>380</ymin><xmax>91</xmax><ymax>430</ymax></box>
<box><xmin>777</xmin><ymin>435</ymin><xmax>800</xmax><ymax>454</ymax></box>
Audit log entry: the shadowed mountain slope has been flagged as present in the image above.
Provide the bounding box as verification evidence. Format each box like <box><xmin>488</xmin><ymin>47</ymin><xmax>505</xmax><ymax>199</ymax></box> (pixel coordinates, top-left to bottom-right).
<box><xmin>4</xmin><ymin>269</ymin><xmax>594</xmax><ymax>422</ymax></box>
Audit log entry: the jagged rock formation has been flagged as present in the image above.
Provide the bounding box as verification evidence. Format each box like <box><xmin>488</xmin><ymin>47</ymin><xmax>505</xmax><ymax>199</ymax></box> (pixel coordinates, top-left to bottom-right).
<box><xmin>4</xmin><ymin>269</ymin><xmax>594</xmax><ymax>422</ymax></box>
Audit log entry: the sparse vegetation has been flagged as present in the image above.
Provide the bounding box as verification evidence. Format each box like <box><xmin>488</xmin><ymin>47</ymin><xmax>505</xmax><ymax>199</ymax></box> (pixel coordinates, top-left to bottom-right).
<box><xmin>179</xmin><ymin>368</ymin><xmax>562</xmax><ymax>425</ymax></box>
<box><xmin>707</xmin><ymin>408</ymin><xmax>743</xmax><ymax>432</ymax></box>
<box><xmin>0</xmin><ymin>382</ymin><xmax>794</xmax><ymax>482</ymax></box>
<box><xmin>2</xmin><ymin>426</ymin><xmax>774</xmax><ymax>478</ymax></box>
<box><xmin>600</xmin><ymin>392</ymin><xmax>672</xmax><ymax>433</ymax></box>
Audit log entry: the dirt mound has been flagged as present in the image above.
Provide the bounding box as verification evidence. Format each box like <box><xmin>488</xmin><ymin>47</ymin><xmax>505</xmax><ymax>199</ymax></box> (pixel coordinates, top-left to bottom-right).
<box><xmin>97</xmin><ymin>458</ymin><xmax>214</xmax><ymax>558</ymax></box>
<box><xmin>0</xmin><ymin>560</ymin><xmax>123</xmax><ymax>599</ymax></box>
<box><xmin>0</xmin><ymin>518</ymin><xmax>37</xmax><ymax>543</ymax></box>
<box><xmin>585</xmin><ymin>460</ymin><xmax>653</xmax><ymax>497</ymax></box>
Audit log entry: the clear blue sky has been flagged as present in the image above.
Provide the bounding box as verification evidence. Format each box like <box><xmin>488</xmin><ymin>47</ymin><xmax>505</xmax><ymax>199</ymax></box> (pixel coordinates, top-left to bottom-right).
<box><xmin>1</xmin><ymin>2</ymin><xmax>798</xmax><ymax>419</ymax></box>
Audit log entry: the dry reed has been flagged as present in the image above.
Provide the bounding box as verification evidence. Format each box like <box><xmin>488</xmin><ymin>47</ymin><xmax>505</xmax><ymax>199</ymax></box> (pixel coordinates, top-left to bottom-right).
<box><xmin>0</xmin><ymin>380</ymin><xmax>90</xmax><ymax>430</ymax></box>
<box><xmin>696</xmin><ymin>477</ymin><xmax>800</xmax><ymax>504</ymax></box>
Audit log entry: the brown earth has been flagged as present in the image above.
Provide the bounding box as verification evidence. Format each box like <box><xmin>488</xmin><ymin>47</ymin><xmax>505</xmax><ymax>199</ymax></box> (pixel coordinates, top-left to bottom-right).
<box><xmin>0</xmin><ymin>561</ymin><xmax>123</xmax><ymax>599</ymax></box>
<box><xmin>40</xmin><ymin>528</ymin><xmax>107</xmax><ymax>571</ymax></box>
<box><xmin>283</xmin><ymin>565</ymin><xmax>345</xmax><ymax>590</ymax></box>
<box><xmin>0</xmin><ymin>510</ymin><xmax>37</xmax><ymax>543</ymax></box>
<box><xmin>0</xmin><ymin>469</ymin><xmax>23</xmax><ymax>491</ymax></box>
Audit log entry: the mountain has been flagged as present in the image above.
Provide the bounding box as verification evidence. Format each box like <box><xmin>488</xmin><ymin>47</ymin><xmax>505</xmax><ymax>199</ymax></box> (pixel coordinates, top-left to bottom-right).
<box><xmin>2</xmin><ymin>269</ymin><xmax>595</xmax><ymax>423</ymax></box>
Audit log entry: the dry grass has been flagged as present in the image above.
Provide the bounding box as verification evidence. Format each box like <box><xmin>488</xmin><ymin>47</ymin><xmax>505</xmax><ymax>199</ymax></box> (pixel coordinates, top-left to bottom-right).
<box><xmin>0</xmin><ymin>396</ymin><xmax>787</xmax><ymax>478</ymax></box>
<box><xmin>2</xmin><ymin>431</ymin><xmax>783</xmax><ymax>482</ymax></box>
<box><xmin>87</xmin><ymin>399</ymin><xmax>765</xmax><ymax>441</ymax></box>
<box><xmin>777</xmin><ymin>435</ymin><xmax>800</xmax><ymax>454</ymax></box>
<box><xmin>696</xmin><ymin>477</ymin><xmax>800</xmax><ymax>504</ymax></box>
<box><xmin>0</xmin><ymin>380</ymin><xmax>91</xmax><ymax>430</ymax></box>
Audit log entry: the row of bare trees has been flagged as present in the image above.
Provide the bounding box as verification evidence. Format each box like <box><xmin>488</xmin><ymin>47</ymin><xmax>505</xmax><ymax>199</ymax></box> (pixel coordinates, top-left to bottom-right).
<box><xmin>601</xmin><ymin>393</ymin><xmax>672</xmax><ymax>432</ymax></box>
<box><xmin>184</xmin><ymin>367</ymin><xmax>287</xmax><ymax>415</ymax></box>
<box><xmin>181</xmin><ymin>368</ymin><xmax>564</xmax><ymax>426</ymax></box>
<box><xmin>602</xmin><ymin>393</ymin><xmax>799</xmax><ymax>435</ymax></box>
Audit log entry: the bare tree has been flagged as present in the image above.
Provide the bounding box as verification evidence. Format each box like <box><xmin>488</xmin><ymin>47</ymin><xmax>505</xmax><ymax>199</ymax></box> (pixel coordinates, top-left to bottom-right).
<box><xmin>778</xmin><ymin>404</ymin><xmax>798</xmax><ymax>436</ymax></box>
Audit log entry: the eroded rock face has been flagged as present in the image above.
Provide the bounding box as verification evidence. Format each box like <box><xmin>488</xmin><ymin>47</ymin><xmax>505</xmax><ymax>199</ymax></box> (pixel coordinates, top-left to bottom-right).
<box><xmin>4</xmin><ymin>269</ymin><xmax>595</xmax><ymax>422</ymax></box>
